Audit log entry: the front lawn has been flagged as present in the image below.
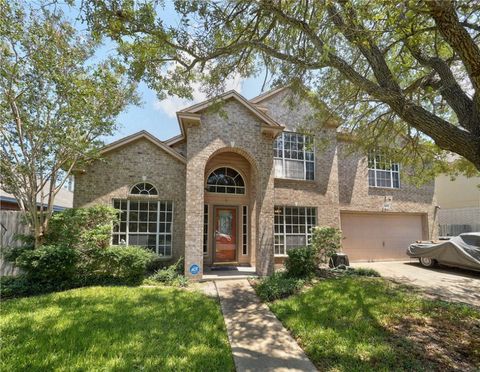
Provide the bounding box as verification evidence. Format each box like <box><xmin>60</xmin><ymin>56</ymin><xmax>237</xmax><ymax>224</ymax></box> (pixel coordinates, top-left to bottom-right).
<box><xmin>269</xmin><ymin>276</ymin><xmax>480</xmax><ymax>371</ymax></box>
<box><xmin>0</xmin><ymin>286</ymin><xmax>234</xmax><ymax>371</ymax></box>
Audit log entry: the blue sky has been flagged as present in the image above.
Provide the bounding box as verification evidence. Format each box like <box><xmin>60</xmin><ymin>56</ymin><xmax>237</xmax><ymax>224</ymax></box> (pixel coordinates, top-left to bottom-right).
<box><xmin>64</xmin><ymin>1</ymin><xmax>267</xmax><ymax>143</ymax></box>
<box><xmin>113</xmin><ymin>76</ymin><xmax>266</xmax><ymax>142</ymax></box>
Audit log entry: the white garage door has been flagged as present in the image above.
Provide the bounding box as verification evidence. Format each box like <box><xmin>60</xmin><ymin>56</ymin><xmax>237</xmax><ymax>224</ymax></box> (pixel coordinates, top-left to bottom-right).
<box><xmin>340</xmin><ymin>213</ymin><xmax>424</xmax><ymax>261</ymax></box>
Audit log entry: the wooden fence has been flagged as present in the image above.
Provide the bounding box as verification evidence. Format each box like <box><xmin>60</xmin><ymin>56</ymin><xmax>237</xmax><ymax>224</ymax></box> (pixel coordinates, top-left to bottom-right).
<box><xmin>0</xmin><ymin>211</ymin><xmax>29</xmax><ymax>276</ymax></box>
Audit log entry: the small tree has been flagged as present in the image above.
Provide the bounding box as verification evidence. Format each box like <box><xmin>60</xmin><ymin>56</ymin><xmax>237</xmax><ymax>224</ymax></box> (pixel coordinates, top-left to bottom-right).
<box><xmin>311</xmin><ymin>226</ymin><xmax>342</xmax><ymax>265</ymax></box>
<box><xmin>0</xmin><ymin>2</ymin><xmax>137</xmax><ymax>247</ymax></box>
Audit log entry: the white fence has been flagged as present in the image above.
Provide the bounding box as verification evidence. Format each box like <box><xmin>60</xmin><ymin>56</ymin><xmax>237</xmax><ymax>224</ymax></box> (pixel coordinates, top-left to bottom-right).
<box><xmin>1</xmin><ymin>211</ymin><xmax>29</xmax><ymax>276</ymax></box>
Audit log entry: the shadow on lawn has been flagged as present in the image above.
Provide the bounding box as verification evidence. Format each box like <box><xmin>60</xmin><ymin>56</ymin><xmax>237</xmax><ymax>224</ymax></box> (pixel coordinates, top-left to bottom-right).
<box><xmin>0</xmin><ymin>287</ymin><xmax>234</xmax><ymax>371</ymax></box>
<box><xmin>270</xmin><ymin>278</ymin><xmax>479</xmax><ymax>371</ymax></box>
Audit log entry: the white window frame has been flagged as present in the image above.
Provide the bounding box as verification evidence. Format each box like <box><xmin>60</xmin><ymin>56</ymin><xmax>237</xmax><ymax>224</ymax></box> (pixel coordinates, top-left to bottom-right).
<box><xmin>274</xmin><ymin>206</ymin><xmax>317</xmax><ymax>257</ymax></box>
<box><xmin>242</xmin><ymin>205</ymin><xmax>248</xmax><ymax>255</ymax></box>
<box><xmin>274</xmin><ymin>132</ymin><xmax>315</xmax><ymax>181</ymax></box>
<box><xmin>112</xmin><ymin>199</ymin><xmax>173</xmax><ymax>258</ymax></box>
<box><xmin>206</xmin><ymin>167</ymin><xmax>246</xmax><ymax>194</ymax></box>
<box><xmin>203</xmin><ymin>204</ymin><xmax>209</xmax><ymax>256</ymax></box>
<box><xmin>368</xmin><ymin>152</ymin><xmax>401</xmax><ymax>189</ymax></box>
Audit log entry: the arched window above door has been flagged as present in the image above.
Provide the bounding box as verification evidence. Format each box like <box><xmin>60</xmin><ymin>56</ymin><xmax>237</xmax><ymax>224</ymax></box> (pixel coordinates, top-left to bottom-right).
<box><xmin>206</xmin><ymin>167</ymin><xmax>245</xmax><ymax>194</ymax></box>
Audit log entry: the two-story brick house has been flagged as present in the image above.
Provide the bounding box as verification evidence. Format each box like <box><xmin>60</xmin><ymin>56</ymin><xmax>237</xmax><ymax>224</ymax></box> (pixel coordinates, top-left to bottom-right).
<box><xmin>73</xmin><ymin>87</ymin><xmax>437</xmax><ymax>279</ymax></box>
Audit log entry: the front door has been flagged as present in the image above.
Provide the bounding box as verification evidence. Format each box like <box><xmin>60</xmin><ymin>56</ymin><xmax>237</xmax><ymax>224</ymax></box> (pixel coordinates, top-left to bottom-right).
<box><xmin>214</xmin><ymin>207</ymin><xmax>237</xmax><ymax>262</ymax></box>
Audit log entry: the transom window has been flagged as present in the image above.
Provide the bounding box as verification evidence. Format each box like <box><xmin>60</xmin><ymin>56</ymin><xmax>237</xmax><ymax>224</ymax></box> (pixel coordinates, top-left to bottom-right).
<box><xmin>112</xmin><ymin>199</ymin><xmax>173</xmax><ymax>257</ymax></box>
<box><xmin>368</xmin><ymin>152</ymin><xmax>400</xmax><ymax>188</ymax></box>
<box><xmin>274</xmin><ymin>132</ymin><xmax>315</xmax><ymax>180</ymax></box>
<box><xmin>130</xmin><ymin>182</ymin><xmax>158</xmax><ymax>195</ymax></box>
<box><xmin>274</xmin><ymin>206</ymin><xmax>316</xmax><ymax>256</ymax></box>
<box><xmin>206</xmin><ymin>167</ymin><xmax>245</xmax><ymax>194</ymax></box>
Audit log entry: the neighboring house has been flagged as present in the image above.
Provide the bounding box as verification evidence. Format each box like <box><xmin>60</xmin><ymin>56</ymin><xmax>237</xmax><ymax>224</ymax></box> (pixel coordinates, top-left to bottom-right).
<box><xmin>73</xmin><ymin>87</ymin><xmax>436</xmax><ymax>279</ymax></box>
<box><xmin>0</xmin><ymin>177</ymin><xmax>74</xmax><ymax>211</ymax></box>
<box><xmin>436</xmin><ymin>174</ymin><xmax>480</xmax><ymax>236</ymax></box>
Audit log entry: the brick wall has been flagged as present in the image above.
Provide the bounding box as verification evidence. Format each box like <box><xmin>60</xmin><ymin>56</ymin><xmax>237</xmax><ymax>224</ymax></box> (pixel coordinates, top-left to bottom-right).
<box><xmin>183</xmin><ymin>98</ymin><xmax>276</xmax><ymax>278</ymax></box>
<box><xmin>73</xmin><ymin>138</ymin><xmax>186</xmax><ymax>262</ymax></box>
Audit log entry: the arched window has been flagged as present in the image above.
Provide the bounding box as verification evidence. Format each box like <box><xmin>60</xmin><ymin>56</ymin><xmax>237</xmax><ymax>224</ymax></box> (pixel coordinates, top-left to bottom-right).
<box><xmin>206</xmin><ymin>167</ymin><xmax>245</xmax><ymax>194</ymax></box>
<box><xmin>130</xmin><ymin>182</ymin><xmax>158</xmax><ymax>196</ymax></box>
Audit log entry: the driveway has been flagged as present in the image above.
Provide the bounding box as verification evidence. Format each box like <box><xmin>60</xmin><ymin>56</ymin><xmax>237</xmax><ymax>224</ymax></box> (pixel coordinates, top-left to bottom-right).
<box><xmin>351</xmin><ymin>260</ymin><xmax>480</xmax><ymax>307</ymax></box>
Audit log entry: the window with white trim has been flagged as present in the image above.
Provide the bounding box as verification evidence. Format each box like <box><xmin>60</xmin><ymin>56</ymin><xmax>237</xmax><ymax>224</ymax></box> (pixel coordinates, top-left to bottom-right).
<box><xmin>130</xmin><ymin>182</ymin><xmax>158</xmax><ymax>195</ymax></box>
<box><xmin>203</xmin><ymin>204</ymin><xmax>209</xmax><ymax>255</ymax></box>
<box><xmin>206</xmin><ymin>167</ymin><xmax>245</xmax><ymax>194</ymax></box>
<box><xmin>274</xmin><ymin>132</ymin><xmax>315</xmax><ymax>180</ymax></box>
<box><xmin>112</xmin><ymin>199</ymin><xmax>173</xmax><ymax>257</ymax></box>
<box><xmin>368</xmin><ymin>152</ymin><xmax>400</xmax><ymax>188</ymax></box>
<box><xmin>274</xmin><ymin>206</ymin><xmax>316</xmax><ymax>256</ymax></box>
<box><xmin>242</xmin><ymin>205</ymin><xmax>248</xmax><ymax>255</ymax></box>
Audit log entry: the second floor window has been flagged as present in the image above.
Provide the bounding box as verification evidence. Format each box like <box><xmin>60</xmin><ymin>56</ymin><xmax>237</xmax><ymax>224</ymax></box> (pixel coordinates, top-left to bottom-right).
<box><xmin>368</xmin><ymin>152</ymin><xmax>400</xmax><ymax>188</ymax></box>
<box><xmin>274</xmin><ymin>132</ymin><xmax>315</xmax><ymax>180</ymax></box>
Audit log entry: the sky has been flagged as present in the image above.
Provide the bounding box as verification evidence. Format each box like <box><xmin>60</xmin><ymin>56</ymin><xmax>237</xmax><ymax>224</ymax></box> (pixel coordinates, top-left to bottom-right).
<box><xmin>63</xmin><ymin>1</ymin><xmax>268</xmax><ymax>143</ymax></box>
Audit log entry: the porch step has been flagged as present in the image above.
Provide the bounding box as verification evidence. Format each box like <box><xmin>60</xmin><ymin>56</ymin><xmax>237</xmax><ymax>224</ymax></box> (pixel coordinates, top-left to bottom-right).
<box><xmin>202</xmin><ymin>266</ymin><xmax>258</xmax><ymax>281</ymax></box>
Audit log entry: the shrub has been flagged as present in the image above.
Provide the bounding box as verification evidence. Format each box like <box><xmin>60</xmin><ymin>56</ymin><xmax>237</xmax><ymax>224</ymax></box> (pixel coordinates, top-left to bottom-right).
<box><xmin>254</xmin><ymin>272</ymin><xmax>305</xmax><ymax>302</ymax></box>
<box><xmin>285</xmin><ymin>246</ymin><xmax>317</xmax><ymax>278</ymax></box>
<box><xmin>16</xmin><ymin>245</ymin><xmax>78</xmax><ymax>284</ymax></box>
<box><xmin>0</xmin><ymin>275</ymin><xmax>55</xmax><ymax>299</ymax></box>
<box><xmin>85</xmin><ymin>246</ymin><xmax>156</xmax><ymax>285</ymax></box>
<box><xmin>1</xmin><ymin>244</ymin><xmax>34</xmax><ymax>263</ymax></box>
<box><xmin>347</xmin><ymin>267</ymin><xmax>381</xmax><ymax>277</ymax></box>
<box><xmin>311</xmin><ymin>226</ymin><xmax>342</xmax><ymax>264</ymax></box>
<box><xmin>45</xmin><ymin>206</ymin><xmax>118</xmax><ymax>249</ymax></box>
<box><xmin>148</xmin><ymin>257</ymin><xmax>188</xmax><ymax>287</ymax></box>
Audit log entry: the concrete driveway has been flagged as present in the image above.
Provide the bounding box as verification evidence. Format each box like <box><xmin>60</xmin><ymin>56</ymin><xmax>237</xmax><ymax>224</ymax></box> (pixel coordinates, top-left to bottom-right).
<box><xmin>351</xmin><ymin>260</ymin><xmax>480</xmax><ymax>307</ymax></box>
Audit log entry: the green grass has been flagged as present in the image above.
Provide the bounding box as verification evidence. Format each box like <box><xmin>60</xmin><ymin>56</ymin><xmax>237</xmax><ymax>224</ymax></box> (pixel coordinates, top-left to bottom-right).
<box><xmin>269</xmin><ymin>276</ymin><xmax>480</xmax><ymax>371</ymax></box>
<box><xmin>0</xmin><ymin>286</ymin><xmax>234</xmax><ymax>371</ymax></box>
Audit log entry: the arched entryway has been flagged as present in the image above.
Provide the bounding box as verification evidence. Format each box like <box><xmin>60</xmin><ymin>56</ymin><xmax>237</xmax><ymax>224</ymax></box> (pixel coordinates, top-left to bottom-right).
<box><xmin>203</xmin><ymin>150</ymin><xmax>256</xmax><ymax>267</ymax></box>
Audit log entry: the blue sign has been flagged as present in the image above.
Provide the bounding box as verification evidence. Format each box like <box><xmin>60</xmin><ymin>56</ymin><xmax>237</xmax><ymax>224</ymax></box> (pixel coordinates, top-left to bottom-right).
<box><xmin>189</xmin><ymin>264</ymin><xmax>200</xmax><ymax>275</ymax></box>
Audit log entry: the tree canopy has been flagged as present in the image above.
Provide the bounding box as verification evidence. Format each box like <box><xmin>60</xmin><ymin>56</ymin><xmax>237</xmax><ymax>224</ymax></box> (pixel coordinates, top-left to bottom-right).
<box><xmin>83</xmin><ymin>0</ymin><xmax>480</xmax><ymax>180</ymax></box>
<box><xmin>0</xmin><ymin>1</ymin><xmax>137</xmax><ymax>246</ymax></box>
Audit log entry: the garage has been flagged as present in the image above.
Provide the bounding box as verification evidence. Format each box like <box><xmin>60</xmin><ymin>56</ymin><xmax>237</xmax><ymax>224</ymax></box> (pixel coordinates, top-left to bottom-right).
<box><xmin>340</xmin><ymin>213</ymin><xmax>425</xmax><ymax>261</ymax></box>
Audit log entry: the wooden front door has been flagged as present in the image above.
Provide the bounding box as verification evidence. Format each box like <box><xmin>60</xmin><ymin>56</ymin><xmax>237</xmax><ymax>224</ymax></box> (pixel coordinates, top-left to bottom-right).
<box><xmin>214</xmin><ymin>207</ymin><xmax>237</xmax><ymax>262</ymax></box>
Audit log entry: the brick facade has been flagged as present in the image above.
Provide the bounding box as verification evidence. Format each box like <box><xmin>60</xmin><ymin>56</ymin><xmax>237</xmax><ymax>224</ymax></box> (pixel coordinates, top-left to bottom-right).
<box><xmin>73</xmin><ymin>138</ymin><xmax>186</xmax><ymax>263</ymax></box>
<box><xmin>74</xmin><ymin>88</ymin><xmax>437</xmax><ymax>279</ymax></box>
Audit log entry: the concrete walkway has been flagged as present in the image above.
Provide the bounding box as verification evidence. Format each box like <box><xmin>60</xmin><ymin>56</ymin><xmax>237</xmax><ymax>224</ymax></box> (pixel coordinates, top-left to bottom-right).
<box><xmin>216</xmin><ymin>279</ymin><xmax>317</xmax><ymax>372</ymax></box>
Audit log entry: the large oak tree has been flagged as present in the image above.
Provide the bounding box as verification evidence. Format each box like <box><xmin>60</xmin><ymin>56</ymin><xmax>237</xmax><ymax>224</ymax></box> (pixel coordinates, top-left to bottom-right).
<box><xmin>83</xmin><ymin>0</ymin><xmax>480</xmax><ymax>179</ymax></box>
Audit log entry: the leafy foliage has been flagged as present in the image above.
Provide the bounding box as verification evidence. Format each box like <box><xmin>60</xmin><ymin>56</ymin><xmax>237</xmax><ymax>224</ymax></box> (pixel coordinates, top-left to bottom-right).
<box><xmin>46</xmin><ymin>206</ymin><xmax>119</xmax><ymax>249</ymax></box>
<box><xmin>346</xmin><ymin>267</ymin><xmax>381</xmax><ymax>277</ymax></box>
<box><xmin>253</xmin><ymin>272</ymin><xmax>305</xmax><ymax>302</ymax></box>
<box><xmin>311</xmin><ymin>226</ymin><xmax>342</xmax><ymax>264</ymax></box>
<box><xmin>147</xmin><ymin>257</ymin><xmax>188</xmax><ymax>287</ymax></box>
<box><xmin>82</xmin><ymin>0</ymin><xmax>480</xmax><ymax>177</ymax></box>
<box><xmin>86</xmin><ymin>245</ymin><xmax>156</xmax><ymax>285</ymax></box>
<box><xmin>285</xmin><ymin>247</ymin><xmax>317</xmax><ymax>279</ymax></box>
<box><xmin>0</xmin><ymin>2</ymin><xmax>137</xmax><ymax>246</ymax></box>
<box><xmin>0</xmin><ymin>275</ymin><xmax>45</xmax><ymax>299</ymax></box>
<box><xmin>15</xmin><ymin>245</ymin><xmax>78</xmax><ymax>284</ymax></box>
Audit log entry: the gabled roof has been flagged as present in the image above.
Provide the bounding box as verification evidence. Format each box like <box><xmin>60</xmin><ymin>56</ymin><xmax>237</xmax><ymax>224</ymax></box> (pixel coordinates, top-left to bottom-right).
<box><xmin>250</xmin><ymin>86</ymin><xmax>289</xmax><ymax>104</ymax></box>
<box><xmin>180</xmin><ymin>90</ymin><xmax>283</xmax><ymax>128</ymax></box>
<box><xmin>100</xmin><ymin>130</ymin><xmax>186</xmax><ymax>163</ymax></box>
<box><xmin>164</xmin><ymin>133</ymin><xmax>185</xmax><ymax>147</ymax></box>
<box><xmin>171</xmin><ymin>90</ymin><xmax>284</xmax><ymax>144</ymax></box>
